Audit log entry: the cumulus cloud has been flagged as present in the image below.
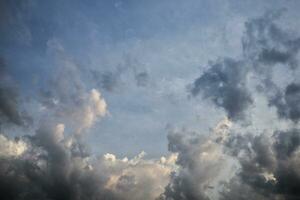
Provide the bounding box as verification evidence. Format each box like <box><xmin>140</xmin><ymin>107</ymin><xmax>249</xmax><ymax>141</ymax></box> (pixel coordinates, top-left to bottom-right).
<box><xmin>217</xmin><ymin>129</ymin><xmax>300</xmax><ymax>200</ymax></box>
<box><xmin>0</xmin><ymin>124</ymin><xmax>176</xmax><ymax>200</ymax></box>
<box><xmin>73</xmin><ymin>89</ymin><xmax>107</xmax><ymax>134</ymax></box>
<box><xmin>102</xmin><ymin>152</ymin><xmax>176</xmax><ymax>200</ymax></box>
<box><xmin>159</xmin><ymin>118</ymin><xmax>234</xmax><ymax>200</ymax></box>
<box><xmin>168</xmin><ymin>9</ymin><xmax>300</xmax><ymax>200</ymax></box>
<box><xmin>38</xmin><ymin>39</ymin><xmax>108</xmax><ymax>134</ymax></box>
<box><xmin>0</xmin><ymin>47</ymin><xmax>169</xmax><ymax>200</ymax></box>
<box><xmin>0</xmin><ymin>122</ymin><xmax>114</xmax><ymax>200</ymax></box>
<box><xmin>159</xmin><ymin>120</ymin><xmax>300</xmax><ymax>200</ymax></box>
<box><xmin>2</xmin><ymin>1</ymin><xmax>300</xmax><ymax>200</ymax></box>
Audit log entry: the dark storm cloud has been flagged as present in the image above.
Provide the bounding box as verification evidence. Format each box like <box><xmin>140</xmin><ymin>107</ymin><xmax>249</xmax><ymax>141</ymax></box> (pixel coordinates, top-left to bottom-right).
<box><xmin>220</xmin><ymin>129</ymin><xmax>300</xmax><ymax>200</ymax></box>
<box><xmin>190</xmin><ymin>58</ymin><xmax>252</xmax><ymax>120</ymax></box>
<box><xmin>269</xmin><ymin>83</ymin><xmax>300</xmax><ymax>122</ymax></box>
<box><xmin>220</xmin><ymin>177</ymin><xmax>270</xmax><ymax>200</ymax></box>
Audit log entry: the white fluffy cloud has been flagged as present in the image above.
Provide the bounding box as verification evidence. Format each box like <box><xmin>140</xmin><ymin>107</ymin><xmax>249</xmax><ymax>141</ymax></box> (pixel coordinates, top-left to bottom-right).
<box><xmin>0</xmin><ymin>134</ymin><xmax>27</xmax><ymax>157</ymax></box>
<box><xmin>75</xmin><ymin>89</ymin><xmax>107</xmax><ymax>134</ymax></box>
<box><xmin>101</xmin><ymin>152</ymin><xmax>177</xmax><ymax>200</ymax></box>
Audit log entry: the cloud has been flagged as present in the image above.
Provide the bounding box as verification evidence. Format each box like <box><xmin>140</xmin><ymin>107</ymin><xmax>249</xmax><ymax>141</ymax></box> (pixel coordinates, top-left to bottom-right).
<box><xmin>91</xmin><ymin>55</ymin><xmax>149</xmax><ymax>92</ymax></box>
<box><xmin>168</xmin><ymin>9</ymin><xmax>300</xmax><ymax>199</ymax></box>
<box><xmin>38</xmin><ymin>39</ymin><xmax>108</xmax><ymax>134</ymax></box>
<box><xmin>0</xmin><ymin>58</ymin><xmax>30</xmax><ymax>127</ymax></box>
<box><xmin>190</xmin><ymin>58</ymin><xmax>252</xmax><ymax>120</ymax></box>
<box><xmin>102</xmin><ymin>152</ymin><xmax>176</xmax><ymax>200</ymax></box>
<box><xmin>0</xmin><ymin>124</ymin><xmax>175</xmax><ymax>200</ymax></box>
<box><xmin>219</xmin><ymin>129</ymin><xmax>300</xmax><ymax>200</ymax></box>
<box><xmin>243</xmin><ymin>9</ymin><xmax>300</xmax><ymax>69</ymax></box>
<box><xmin>269</xmin><ymin>83</ymin><xmax>300</xmax><ymax>122</ymax></box>
<box><xmin>2</xmin><ymin>2</ymin><xmax>300</xmax><ymax>200</ymax></box>
<box><xmin>73</xmin><ymin>89</ymin><xmax>107</xmax><ymax>134</ymax></box>
<box><xmin>189</xmin><ymin>10</ymin><xmax>300</xmax><ymax>122</ymax></box>
<box><xmin>92</xmin><ymin>70</ymin><xmax>122</xmax><ymax>92</ymax></box>
<box><xmin>0</xmin><ymin>122</ymin><xmax>115</xmax><ymax>200</ymax></box>
<box><xmin>0</xmin><ymin>55</ymin><xmax>169</xmax><ymax>200</ymax></box>
<box><xmin>159</xmin><ymin>120</ymin><xmax>300</xmax><ymax>200</ymax></box>
<box><xmin>0</xmin><ymin>134</ymin><xmax>27</xmax><ymax>157</ymax></box>
<box><xmin>160</xmin><ymin>118</ymin><xmax>234</xmax><ymax>200</ymax></box>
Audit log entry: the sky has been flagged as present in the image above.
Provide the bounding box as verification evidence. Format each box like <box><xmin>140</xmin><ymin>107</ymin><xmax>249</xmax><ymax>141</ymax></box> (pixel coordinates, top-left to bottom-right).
<box><xmin>2</xmin><ymin>0</ymin><xmax>300</xmax><ymax>200</ymax></box>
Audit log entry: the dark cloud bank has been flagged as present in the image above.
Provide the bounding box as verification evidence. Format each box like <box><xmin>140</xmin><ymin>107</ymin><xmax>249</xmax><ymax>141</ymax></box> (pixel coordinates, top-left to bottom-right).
<box><xmin>2</xmin><ymin>4</ymin><xmax>300</xmax><ymax>200</ymax></box>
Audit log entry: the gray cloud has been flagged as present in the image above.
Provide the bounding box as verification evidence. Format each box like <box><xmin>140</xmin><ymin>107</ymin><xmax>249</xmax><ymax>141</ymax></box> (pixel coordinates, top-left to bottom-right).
<box><xmin>160</xmin><ymin>119</ymin><xmax>233</xmax><ymax>200</ymax></box>
<box><xmin>92</xmin><ymin>70</ymin><xmax>121</xmax><ymax>92</ymax></box>
<box><xmin>0</xmin><ymin>127</ymin><xmax>174</xmax><ymax>200</ymax></box>
<box><xmin>91</xmin><ymin>55</ymin><xmax>149</xmax><ymax>92</ymax></box>
<box><xmin>190</xmin><ymin>10</ymin><xmax>300</xmax><ymax>123</ymax></box>
<box><xmin>269</xmin><ymin>83</ymin><xmax>300</xmax><ymax>122</ymax></box>
<box><xmin>165</xmin><ymin>10</ymin><xmax>300</xmax><ymax>199</ymax></box>
<box><xmin>0</xmin><ymin>125</ymin><xmax>116</xmax><ymax>200</ymax></box>
<box><xmin>0</xmin><ymin>58</ymin><xmax>30</xmax><ymax>127</ymax></box>
<box><xmin>220</xmin><ymin>129</ymin><xmax>300</xmax><ymax>200</ymax></box>
<box><xmin>159</xmin><ymin>121</ymin><xmax>300</xmax><ymax>200</ymax></box>
<box><xmin>190</xmin><ymin>58</ymin><xmax>252</xmax><ymax>120</ymax></box>
<box><xmin>243</xmin><ymin>10</ymin><xmax>300</xmax><ymax>69</ymax></box>
<box><xmin>3</xmin><ymin>1</ymin><xmax>300</xmax><ymax>199</ymax></box>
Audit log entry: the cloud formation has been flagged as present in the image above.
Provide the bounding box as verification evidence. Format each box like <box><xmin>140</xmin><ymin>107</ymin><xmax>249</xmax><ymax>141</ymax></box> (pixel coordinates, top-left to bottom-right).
<box><xmin>0</xmin><ymin>127</ymin><xmax>176</xmax><ymax>200</ymax></box>
<box><xmin>190</xmin><ymin>10</ymin><xmax>300</xmax><ymax>122</ymax></box>
<box><xmin>190</xmin><ymin>58</ymin><xmax>252</xmax><ymax>120</ymax></box>
<box><xmin>168</xmin><ymin>9</ymin><xmax>300</xmax><ymax>200</ymax></box>
<box><xmin>159</xmin><ymin>118</ymin><xmax>234</xmax><ymax>200</ymax></box>
<box><xmin>2</xmin><ymin>1</ymin><xmax>300</xmax><ymax>200</ymax></box>
<box><xmin>0</xmin><ymin>58</ymin><xmax>30</xmax><ymax>127</ymax></box>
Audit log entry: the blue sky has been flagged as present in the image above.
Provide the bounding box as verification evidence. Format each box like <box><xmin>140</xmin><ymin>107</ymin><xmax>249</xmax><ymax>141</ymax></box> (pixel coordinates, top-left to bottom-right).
<box><xmin>2</xmin><ymin>0</ymin><xmax>289</xmax><ymax>157</ymax></box>
<box><xmin>1</xmin><ymin>0</ymin><xmax>242</xmax><ymax>156</ymax></box>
